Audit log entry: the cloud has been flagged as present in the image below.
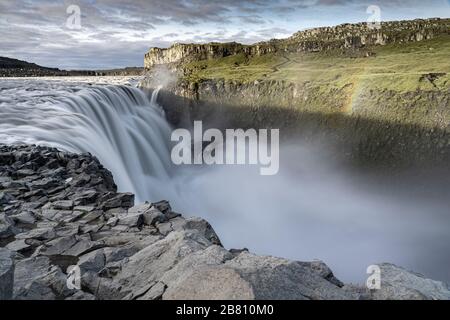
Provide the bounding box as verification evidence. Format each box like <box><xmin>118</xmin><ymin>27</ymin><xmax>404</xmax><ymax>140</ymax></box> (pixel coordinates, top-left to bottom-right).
<box><xmin>0</xmin><ymin>0</ymin><xmax>448</xmax><ymax>69</ymax></box>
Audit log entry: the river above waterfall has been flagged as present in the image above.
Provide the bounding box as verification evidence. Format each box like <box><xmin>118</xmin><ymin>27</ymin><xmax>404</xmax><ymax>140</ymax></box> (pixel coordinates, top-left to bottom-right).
<box><xmin>1</xmin><ymin>77</ymin><xmax>449</xmax><ymax>284</ymax></box>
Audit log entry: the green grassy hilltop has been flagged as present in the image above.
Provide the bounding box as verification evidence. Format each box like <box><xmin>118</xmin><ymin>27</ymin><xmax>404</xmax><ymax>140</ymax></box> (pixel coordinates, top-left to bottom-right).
<box><xmin>184</xmin><ymin>34</ymin><xmax>449</xmax><ymax>92</ymax></box>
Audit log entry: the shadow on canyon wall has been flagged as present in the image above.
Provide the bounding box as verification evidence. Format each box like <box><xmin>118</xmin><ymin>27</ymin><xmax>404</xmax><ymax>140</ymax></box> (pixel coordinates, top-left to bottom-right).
<box><xmin>154</xmin><ymin>88</ymin><xmax>449</xmax><ymax>174</ymax></box>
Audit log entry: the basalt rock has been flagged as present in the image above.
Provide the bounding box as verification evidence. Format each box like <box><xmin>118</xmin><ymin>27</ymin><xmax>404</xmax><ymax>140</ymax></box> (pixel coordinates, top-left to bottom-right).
<box><xmin>369</xmin><ymin>263</ymin><xmax>450</xmax><ymax>300</ymax></box>
<box><xmin>1</xmin><ymin>144</ymin><xmax>449</xmax><ymax>300</ymax></box>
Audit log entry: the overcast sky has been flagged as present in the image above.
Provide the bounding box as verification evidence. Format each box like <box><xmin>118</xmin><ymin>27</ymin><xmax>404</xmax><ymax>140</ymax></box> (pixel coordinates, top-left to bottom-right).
<box><xmin>0</xmin><ymin>0</ymin><xmax>449</xmax><ymax>70</ymax></box>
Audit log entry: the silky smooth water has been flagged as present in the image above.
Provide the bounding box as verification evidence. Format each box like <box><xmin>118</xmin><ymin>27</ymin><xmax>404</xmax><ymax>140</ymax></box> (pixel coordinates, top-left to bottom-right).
<box><xmin>1</xmin><ymin>77</ymin><xmax>449</xmax><ymax>284</ymax></box>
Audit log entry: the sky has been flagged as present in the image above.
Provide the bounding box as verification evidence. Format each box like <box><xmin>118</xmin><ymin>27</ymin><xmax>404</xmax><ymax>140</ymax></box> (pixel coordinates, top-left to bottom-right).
<box><xmin>0</xmin><ymin>0</ymin><xmax>449</xmax><ymax>70</ymax></box>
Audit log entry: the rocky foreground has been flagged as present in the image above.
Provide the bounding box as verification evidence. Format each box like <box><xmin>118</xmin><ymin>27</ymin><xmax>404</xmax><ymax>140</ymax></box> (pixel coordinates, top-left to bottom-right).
<box><xmin>1</xmin><ymin>144</ymin><xmax>450</xmax><ymax>300</ymax></box>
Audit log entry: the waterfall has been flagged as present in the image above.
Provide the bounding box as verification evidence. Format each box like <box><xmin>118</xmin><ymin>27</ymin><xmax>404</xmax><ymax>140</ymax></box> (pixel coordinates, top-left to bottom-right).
<box><xmin>0</xmin><ymin>82</ymin><xmax>174</xmax><ymax>202</ymax></box>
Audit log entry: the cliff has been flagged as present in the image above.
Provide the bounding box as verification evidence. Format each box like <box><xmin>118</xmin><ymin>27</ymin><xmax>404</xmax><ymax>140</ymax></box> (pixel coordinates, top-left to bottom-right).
<box><xmin>144</xmin><ymin>18</ymin><xmax>450</xmax><ymax>69</ymax></box>
<box><xmin>278</xmin><ymin>18</ymin><xmax>449</xmax><ymax>51</ymax></box>
<box><xmin>1</xmin><ymin>144</ymin><xmax>450</xmax><ymax>300</ymax></box>
<box><xmin>145</xmin><ymin>42</ymin><xmax>250</xmax><ymax>69</ymax></box>
<box><xmin>140</xmin><ymin>18</ymin><xmax>450</xmax><ymax>170</ymax></box>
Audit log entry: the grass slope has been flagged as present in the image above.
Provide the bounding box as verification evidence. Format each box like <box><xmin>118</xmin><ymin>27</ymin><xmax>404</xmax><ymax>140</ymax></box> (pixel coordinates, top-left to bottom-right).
<box><xmin>183</xmin><ymin>35</ymin><xmax>450</xmax><ymax>92</ymax></box>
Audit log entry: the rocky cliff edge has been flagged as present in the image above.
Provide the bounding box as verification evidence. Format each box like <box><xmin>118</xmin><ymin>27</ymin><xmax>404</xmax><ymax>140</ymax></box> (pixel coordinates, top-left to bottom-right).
<box><xmin>1</xmin><ymin>144</ymin><xmax>449</xmax><ymax>300</ymax></box>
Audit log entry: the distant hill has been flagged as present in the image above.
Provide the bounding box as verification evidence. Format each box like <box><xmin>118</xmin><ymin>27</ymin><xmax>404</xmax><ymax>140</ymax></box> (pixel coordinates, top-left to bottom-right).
<box><xmin>92</xmin><ymin>67</ymin><xmax>144</xmax><ymax>76</ymax></box>
<box><xmin>0</xmin><ymin>56</ymin><xmax>143</xmax><ymax>77</ymax></box>
<box><xmin>0</xmin><ymin>56</ymin><xmax>59</xmax><ymax>71</ymax></box>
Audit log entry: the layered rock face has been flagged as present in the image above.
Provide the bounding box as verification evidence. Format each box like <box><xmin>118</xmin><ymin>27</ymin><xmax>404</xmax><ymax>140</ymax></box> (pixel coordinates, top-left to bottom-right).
<box><xmin>1</xmin><ymin>144</ymin><xmax>449</xmax><ymax>300</ymax></box>
<box><xmin>145</xmin><ymin>42</ymin><xmax>250</xmax><ymax>69</ymax></box>
<box><xmin>144</xmin><ymin>18</ymin><xmax>449</xmax><ymax>69</ymax></box>
<box><xmin>281</xmin><ymin>18</ymin><xmax>449</xmax><ymax>51</ymax></box>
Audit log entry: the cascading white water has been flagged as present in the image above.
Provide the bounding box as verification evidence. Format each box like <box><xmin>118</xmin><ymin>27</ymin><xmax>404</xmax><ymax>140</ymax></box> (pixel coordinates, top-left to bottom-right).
<box><xmin>1</xmin><ymin>77</ymin><xmax>449</xmax><ymax>284</ymax></box>
<box><xmin>0</xmin><ymin>78</ymin><xmax>174</xmax><ymax>202</ymax></box>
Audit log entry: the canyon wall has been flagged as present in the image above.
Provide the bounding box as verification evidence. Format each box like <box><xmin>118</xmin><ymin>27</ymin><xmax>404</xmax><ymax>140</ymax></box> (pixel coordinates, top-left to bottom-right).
<box><xmin>152</xmin><ymin>82</ymin><xmax>449</xmax><ymax>168</ymax></box>
<box><xmin>141</xmin><ymin>18</ymin><xmax>450</xmax><ymax>169</ymax></box>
